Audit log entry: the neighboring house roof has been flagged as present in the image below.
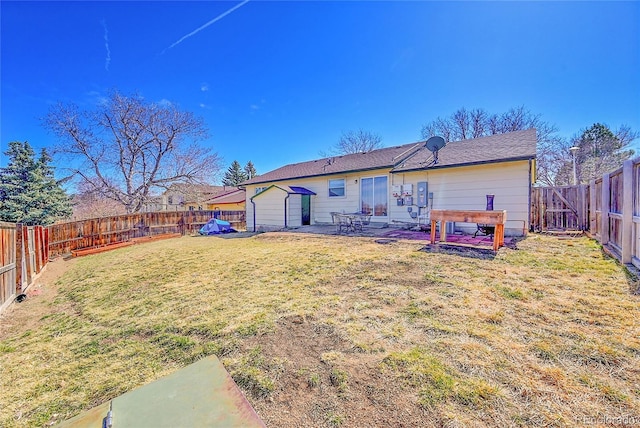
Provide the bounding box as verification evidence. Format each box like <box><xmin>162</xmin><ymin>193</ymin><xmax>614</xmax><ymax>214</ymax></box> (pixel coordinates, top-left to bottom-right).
<box><xmin>241</xmin><ymin>129</ymin><xmax>537</xmax><ymax>185</ymax></box>
<box><xmin>206</xmin><ymin>189</ymin><xmax>246</xmax><ymax>205</ymax></box>
<box><xmin>164</xmin><ymin>184</ymin><xmax>239</xmax><ymax>203</ymax></box>
<box><xmin>250</xmin><ymin>185</ymin><xmax>317</xmax><ymax>200</ymax></box>
<box><xmin>164</xmin><ymin>184</ymin><xmax>225</xmax><ymax>194</ymax></box>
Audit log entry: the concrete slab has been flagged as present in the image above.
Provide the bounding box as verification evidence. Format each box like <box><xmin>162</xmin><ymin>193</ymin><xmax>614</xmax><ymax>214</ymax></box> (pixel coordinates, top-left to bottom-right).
<box><xmin>57</xmin><ymin>356</ymin><xmax>265</xmax><ymax>428</ymax></box>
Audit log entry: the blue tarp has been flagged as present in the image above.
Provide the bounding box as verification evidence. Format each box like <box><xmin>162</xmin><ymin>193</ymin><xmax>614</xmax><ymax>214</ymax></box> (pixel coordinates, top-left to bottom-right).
<box><xmin>199</xmin><ymin>218</ymin><xmax>237</xmax><ymax>235</ymax></box>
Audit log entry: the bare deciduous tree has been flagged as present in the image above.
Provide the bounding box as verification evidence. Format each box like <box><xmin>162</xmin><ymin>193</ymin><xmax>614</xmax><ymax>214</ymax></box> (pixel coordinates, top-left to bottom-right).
<box><xmin>45</xmin><ymin>91</ymin><xmax>221</xmax><ymax>213</ymax></box>
<box><xmin>322</xmin><ymin>129</ymin><xmax>383</xmax><ymax>156</ymax></box>
<box><xmin>421</xmin><ymin>106</ymin><xmax>564</xmax><ymax>185</ymax></box>
<box><xmin>70</xmin><ymin>181</ymin><xmax>127</xmax><ymax>220</ymax></box>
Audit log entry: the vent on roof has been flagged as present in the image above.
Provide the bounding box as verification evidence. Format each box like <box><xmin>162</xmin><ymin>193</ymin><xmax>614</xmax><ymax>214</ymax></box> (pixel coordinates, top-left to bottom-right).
<box><xmin>425</xmin><ymin>136</ymin><xmax>446</xmax><ymax>165</ymax></box>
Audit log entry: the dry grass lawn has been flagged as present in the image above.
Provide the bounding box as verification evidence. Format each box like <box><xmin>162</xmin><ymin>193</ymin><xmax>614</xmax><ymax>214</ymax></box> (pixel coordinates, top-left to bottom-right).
<box><xmin>0</xmin><ymin>232</ymin><xmax>639</xmax><ymax>427</ymax></box>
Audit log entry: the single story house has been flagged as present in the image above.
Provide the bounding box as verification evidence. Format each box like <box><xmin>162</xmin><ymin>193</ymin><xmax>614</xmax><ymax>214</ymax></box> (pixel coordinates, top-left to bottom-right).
<box><xmin>240</xmin><ymin>129</ymin><xmax>537</xmax><ymax>236</ymax></box>
<box><xmin>143</xmin><ymin>185</ymin><xmax>239</xmax><ymax>211</ymax></box>
<box><xmin>205</xmin><ymin>188</ymin><xmax>246</xmax><ymax>212</ymax></box>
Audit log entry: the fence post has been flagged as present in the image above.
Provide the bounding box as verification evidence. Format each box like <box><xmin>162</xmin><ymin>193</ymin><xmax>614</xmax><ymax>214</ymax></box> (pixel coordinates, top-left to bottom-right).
<box><xmin>34</xmin><ymin>226</ymin><xmax>42</xmax><ymax>274</ymax></box>
<box><xmin>589</xmin><ymin>180</ymin><xmax>597</xmax><ymax>233</ymax></box>
<box><xmin>44</xmin><ymin>227</ymin><xmax>50</xmax><ymax>262</ymax></box>
<box><xmin>577</xmin><ymin>185</ymin><xmax>586</xmax><ymax>230</ymax></box>
<box><xmin>15</xmin><ymin>223</ymin><xmax>23</xmax><ymax>294</ymax></box>
<box><xmin>601</xmin><ymin>173</ymin><xmax>610</xmax><ymax>245</ymax></box>
<box><xmin>539</xmin><ymin>188</ymin><xmax>545</xmax><ymax>231</ymax></box>
<box><xmin>621</xmin><ymin>160</ymin><xmax>633</xmax><ymax>263</ymax></box>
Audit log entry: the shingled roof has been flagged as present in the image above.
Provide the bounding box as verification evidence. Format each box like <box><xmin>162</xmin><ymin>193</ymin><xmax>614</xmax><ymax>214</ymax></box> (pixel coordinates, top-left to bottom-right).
<box><xmin>241</xmin><ymin>129</ymin><xmax>537</xmax><ymax>185</ymax></box>
<box><xmin>392</xmin><ymin>129</ymin><xmax>537</xmax><ymax>173</ymax></box>
<box><xmin>205</xmin><ymin>188</ymin><xmax>246</xmax><ymax>205</ymax></box>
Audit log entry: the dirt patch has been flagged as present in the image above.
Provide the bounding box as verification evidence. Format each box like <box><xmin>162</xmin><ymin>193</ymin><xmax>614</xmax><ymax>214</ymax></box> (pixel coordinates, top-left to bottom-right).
<box><xmin>237</xmin><ymin>316</ymin><xmax>428</xmax><ymax>428</ymax></box>
<box><xmin>0</xmin><ymin>257</ymin><xmax>77</xmax><ymax>339</ymax></box>
<box><xmin>419</xmin><ymin>243</ymin><xmax>497</xmax><ymax>260</ymax></box>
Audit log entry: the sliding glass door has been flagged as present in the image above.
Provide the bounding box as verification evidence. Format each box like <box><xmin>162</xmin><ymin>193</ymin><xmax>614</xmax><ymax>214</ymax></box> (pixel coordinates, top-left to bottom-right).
<box><xmin>361</xmin><ymin>176</ymin><xmax>388</xmax><ymax>217</ymax></box>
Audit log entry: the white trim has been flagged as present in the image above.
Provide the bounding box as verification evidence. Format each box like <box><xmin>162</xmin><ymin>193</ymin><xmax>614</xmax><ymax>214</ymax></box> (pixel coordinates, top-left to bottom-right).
<box><xmin>360</xmin><ymin>174</ymin><xmax>389</xmax><ymax>218</ymax></box>
<box><xmin>328</xmin><ymin>178</ymin><xmax>346</xmax><ymax>198</ymax></box>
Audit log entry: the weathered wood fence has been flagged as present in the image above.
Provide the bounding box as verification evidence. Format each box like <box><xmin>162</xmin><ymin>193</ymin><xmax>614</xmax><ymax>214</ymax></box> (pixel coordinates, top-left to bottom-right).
<box><xmin>0</xmin><ymin>210</ymin><xmax>245</xmax><ymax>313</ymax></box>
<box><xmin>531</xmin><ymin>185</ymin><xmax>590</xmax><ymax>232</ymax></box>
<box><xmin>0</xmin><ymin>223</ymin><xmax>49</xmax><ymax>313</ymax></box>
<box><xmin>48</xmin><ymin>210</ymin><xmax>246</xmax><ymax>257</ymax></box>
<box><xmin>532</xmin><ymin>158</ymin><xmax>639</xmax><ymax>269</ymax></box>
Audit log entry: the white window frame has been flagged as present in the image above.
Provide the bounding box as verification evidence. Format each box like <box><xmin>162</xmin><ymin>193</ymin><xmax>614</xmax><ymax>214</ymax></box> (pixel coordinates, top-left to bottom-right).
<box><xmin>328</xmin><ymin>178</ymin><xmax>346</xmax><ymax>198</ymax></box>
<box><xmin>360</xmin><ymin>175</ymin><xmax>388</xmax><ymax>217</ymax></box>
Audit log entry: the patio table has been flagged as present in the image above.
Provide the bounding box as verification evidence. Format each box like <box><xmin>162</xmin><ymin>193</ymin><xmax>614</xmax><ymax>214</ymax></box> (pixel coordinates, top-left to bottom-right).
<box><xmin>333</xmin><ymin>213</ymin><xmax>371</xmax><ymax>233</ymax></box>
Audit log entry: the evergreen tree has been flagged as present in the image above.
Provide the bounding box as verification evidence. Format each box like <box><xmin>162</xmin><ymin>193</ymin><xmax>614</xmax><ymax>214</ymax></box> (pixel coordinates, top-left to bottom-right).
<box><xmin>0</xmin><ymin>141</ymin><xmax>72</xmax><ymax>225</ymax></box>
<box><xmin>244</xmin><ymin>161</ymin><xmax>257</xmax><ymax>179</ymax></box>
<box><xmin>222</xmin><ymin>160</ymin><xmax>248</xmax><ymax>186</ymax></box>
<box><xmin>571</xmin><ymin>123</ymin><xmax>635</xmax><ymax>183</ymax></box>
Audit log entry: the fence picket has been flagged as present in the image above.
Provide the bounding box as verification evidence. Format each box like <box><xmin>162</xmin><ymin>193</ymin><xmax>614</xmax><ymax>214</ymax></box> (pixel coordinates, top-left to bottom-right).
<box><xmin>47</xmin><ymin>210</ymin><xmax>246</xmax><ymax>257</ymax></box>
<box><xmin>532</xmin><ymin>157</ymin><xmax>639</xmax><ymax>269</ymax></box>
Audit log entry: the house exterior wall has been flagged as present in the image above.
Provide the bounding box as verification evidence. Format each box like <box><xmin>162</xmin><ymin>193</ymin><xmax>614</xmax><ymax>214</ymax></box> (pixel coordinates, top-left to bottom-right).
<box><xmin>287</xmin><ymin>194</ymin><xmax>302</xmax><ymax>227</ymax></box>
<box><xmin>251</xmin><ymin>188</ymin><xmax>287</xmax><ymax>231</ymax></box>
<box><xmin>245</xmin><ymin>160</ymin><xmax>532</xmax><ymax>235</ymax></box>
<box><xmin>161</xmin><ymin>191</ymin><xmax>186</xmax><ymax>211</ymax></box>
<box><xmin>389</xmin><ymin>160</ymin><xmax>532</xmax><ymax>235</ymax></box>
<box><xmin>203</xmin><ymin>202</ymin><xmax>245</xmax><ymax>211</ymax></box>
<box><xmin>245</xmin><ymin>169</ymin><xmax>391</xmax><ymax>231</ymax></box>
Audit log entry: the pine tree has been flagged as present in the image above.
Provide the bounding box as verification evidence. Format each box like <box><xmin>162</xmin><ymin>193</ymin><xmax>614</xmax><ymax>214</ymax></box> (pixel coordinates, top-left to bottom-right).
<box><xmin>244</xmin><ymin>161</ymin><xmax>257</xmax><ymax>179</ymax></box>
<box><xmin>222</xmin><ymin>160</ymin><xmax>248</xmax><ymax>186</ymax></box>
<box><xmin>0</xmin><ymin>141</ymin><xmax>72</xmax><ymax>225</ymax></box>
<box><xmin>572</xmin><ymin>123</ymin><xmax>635</xmax><ymax>183</ymax></box>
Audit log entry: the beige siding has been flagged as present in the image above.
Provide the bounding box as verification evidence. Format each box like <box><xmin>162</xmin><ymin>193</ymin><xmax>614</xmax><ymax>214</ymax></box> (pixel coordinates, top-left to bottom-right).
<box><xmin>288</xmin><ymin>194</ymin><xmax>302</xmax><ymax>227</ymax></box>
<box><xmin>246</xmin><ymin>172</ymin><xmax>390</xmax><ymax>227</ymax></box>
<box><xmin>390</xmin><ymin>160</ymin><xmax>531</xmax><ymax>235</ymax></box>
<box><xmin>245</xmin><ymin>160</ymin><xmax>532</xmax><ymax>235</ymax></box>
<box><xmin>252</xmin><ymin>187</ymin><xmax>287</xmax><ymax>231</ymax></box>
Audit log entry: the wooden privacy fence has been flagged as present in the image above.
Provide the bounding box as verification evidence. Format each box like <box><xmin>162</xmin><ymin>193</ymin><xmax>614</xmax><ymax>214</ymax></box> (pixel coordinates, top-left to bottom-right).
<box><xmin>0</xmin><ymin>223</ymin><xmax>49</xmax><ymax>313</ymax></box>
<box><xmin>48</xmin><ymin>210</ymin><xmax>246</xmax><ymax>257</ymax></box>
<box><xmin>531</xmin><ymin>185</ymin><xmax>590</xmax><ymax>232</ymax></box>
<box><xmin>532</xmin><ymin>158</ymin><xmax>640</xmax><ymax>270</ymax></box>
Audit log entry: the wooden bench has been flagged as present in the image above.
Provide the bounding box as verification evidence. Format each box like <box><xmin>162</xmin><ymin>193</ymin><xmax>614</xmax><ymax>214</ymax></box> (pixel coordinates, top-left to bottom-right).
<box><xmin>430</xmin><ymin>209</ymin><xmax>507</xmax><ymax>251</ymax></box>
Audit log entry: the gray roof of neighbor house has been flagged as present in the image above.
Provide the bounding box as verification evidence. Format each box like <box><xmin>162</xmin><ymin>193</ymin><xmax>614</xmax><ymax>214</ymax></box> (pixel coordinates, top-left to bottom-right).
<box><xmin>241</xmin><ymin>129</ymin><xmax>537</xmax><ymax>185</ymax></box>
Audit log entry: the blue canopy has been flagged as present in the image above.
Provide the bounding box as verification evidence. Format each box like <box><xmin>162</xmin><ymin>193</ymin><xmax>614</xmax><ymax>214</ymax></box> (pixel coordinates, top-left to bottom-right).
<box><xmin>199</xmin><ymin>218</ymin><xmax>236</xmax><ymax>235</ymax></box>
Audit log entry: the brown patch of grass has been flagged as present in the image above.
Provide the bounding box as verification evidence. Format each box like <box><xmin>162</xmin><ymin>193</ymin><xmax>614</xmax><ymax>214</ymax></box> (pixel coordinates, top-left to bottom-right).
<box><xmin>0</xmin><ymin>233</ymin><xmax>638</xmax><ymax>427</ymax></box>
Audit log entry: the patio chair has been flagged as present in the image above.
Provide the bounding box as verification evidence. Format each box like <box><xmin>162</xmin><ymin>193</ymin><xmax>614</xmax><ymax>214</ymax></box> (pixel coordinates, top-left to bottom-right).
<box><xmin>351</xmin><ymin>213</ymin><xmax>371</xmax><ymax>232</ymax></box>
<box><xmin>336</xmin><ymin>214</ymin><xmax>352</xmax><ymax>234</ymax></box>
<box><xmin>352</xmin><ymin>216</ymin><xmax>364</xmax><ymax>232</ymax></box>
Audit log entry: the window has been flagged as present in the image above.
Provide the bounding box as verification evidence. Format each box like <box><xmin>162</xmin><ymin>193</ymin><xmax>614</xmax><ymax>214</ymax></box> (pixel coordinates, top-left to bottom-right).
<box><xmin>328</xmin><ymin>179</ymin><xmax>345</xmax><ymax>197</ymax></box>
<box><xmin>168</xmin><ymin>196</ymin><xmax>173</xmax><ymax>204</ymax></box>
<box><xmin>361</xmin><ymin>176</ymin><xmax>388</xmax><ymax>216</ymax></box>
<box><xmin>255</xmin><ymin>187</ymin><xmax>267</xmax><ymax>195</ymax></box>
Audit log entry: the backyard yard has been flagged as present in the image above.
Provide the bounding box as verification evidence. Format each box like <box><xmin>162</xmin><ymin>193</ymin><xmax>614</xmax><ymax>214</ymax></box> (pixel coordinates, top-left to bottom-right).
<box><xmin>0</xmin><ymin>232</ymin><xmax>638</xmax><ymax>427</ymax></box>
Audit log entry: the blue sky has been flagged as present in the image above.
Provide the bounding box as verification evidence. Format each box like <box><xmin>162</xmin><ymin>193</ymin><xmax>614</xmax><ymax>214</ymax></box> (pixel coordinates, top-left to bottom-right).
<box><xmin>1</xmin><ymin>1</ymin><xmax>639</xmax><ymax>181</ymax></box>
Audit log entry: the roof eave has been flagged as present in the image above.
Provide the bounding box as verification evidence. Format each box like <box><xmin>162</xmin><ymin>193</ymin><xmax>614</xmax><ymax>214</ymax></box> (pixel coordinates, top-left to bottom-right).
<box><xmin>242</xmin><ymin>164</ymin><xmax>400</xmax><ymax>186</ymax></box>
<box><xmin>391</xmin><ymin>155</ymin><xmax>536</xmax><ymax>174</ymax></box>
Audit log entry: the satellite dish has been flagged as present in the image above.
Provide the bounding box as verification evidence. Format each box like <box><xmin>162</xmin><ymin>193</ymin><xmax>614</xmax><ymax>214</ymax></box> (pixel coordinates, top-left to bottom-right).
<box><xmin>425</xmin><ymin>136</ymin><xmax>446</xmax><ymax>164</ymax></box>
